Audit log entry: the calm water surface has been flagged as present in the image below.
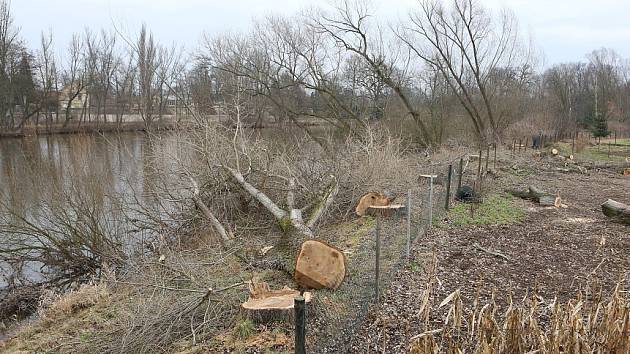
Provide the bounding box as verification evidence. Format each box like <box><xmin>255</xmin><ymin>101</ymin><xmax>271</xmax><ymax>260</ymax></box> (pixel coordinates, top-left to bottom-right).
<box><xmin>0</xmin><ymin>132</ymin><xmax>182</xmax><ymax>287</ymax></box>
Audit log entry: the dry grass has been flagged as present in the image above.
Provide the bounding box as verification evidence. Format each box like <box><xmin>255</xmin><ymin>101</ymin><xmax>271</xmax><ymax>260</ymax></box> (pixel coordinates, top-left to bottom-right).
<box><xmin>411</xmin><ymin>256</ymin><xmax>630</xmax><ymax>353</ymax></box>
<box><xmin>38</xmin><ymin>283</ymin><xmax>110</xmax><ymax>324</ymax></box>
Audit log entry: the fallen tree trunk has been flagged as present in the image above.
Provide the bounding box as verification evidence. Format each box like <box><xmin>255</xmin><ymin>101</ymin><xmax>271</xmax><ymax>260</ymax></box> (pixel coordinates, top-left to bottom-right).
<box><xmin>190</xmin><ymin>177</ymin><xmax>230</xmax><ymax>248</ymax></box>
<box><xmin>224</xmin><ymin>166</ymin><xmax>338</xmax><ymax>239</ymax></box>
<box><xmin>601</xmin><ymin>199</ymin><xmax>630</xmax><ymax>225</ymax></box>
<box><xmin>507</xmin><ymin>186</ymin><xmax>562</xmax><ymax>207</ymax></box>
<box><xmin>528</xmin><ymin>186</ymin><xmax>558</xmax><ymax>206</ymax></box>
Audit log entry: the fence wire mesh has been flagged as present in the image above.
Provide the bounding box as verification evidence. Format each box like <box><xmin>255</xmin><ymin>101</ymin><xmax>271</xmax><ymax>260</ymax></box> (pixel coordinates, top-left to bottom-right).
<box><xmin>307</xmin><ymin>153</ymin><xmax>472</xmax><ymax>353</ymax></box>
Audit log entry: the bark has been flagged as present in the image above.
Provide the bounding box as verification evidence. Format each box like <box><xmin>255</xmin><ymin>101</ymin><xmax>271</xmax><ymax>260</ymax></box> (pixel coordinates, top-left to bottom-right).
<box><xmin>601</xmin><ymin>199</ymin><xmax>630</xmax><ymax>225</ymax></box>
<box><xmin>224</xmin><ymin>166</ymin><xmax>332</xmax><ymax>239</ymax></box>
<box><xmin>306</xmin><ymin>177</ymin><xmax>338</xmax><ymax>229</ymax></box>
<box><xmin>507</xmin><ymin>186</ymin><xmax>561</xmax><ymax>207</ymax></box>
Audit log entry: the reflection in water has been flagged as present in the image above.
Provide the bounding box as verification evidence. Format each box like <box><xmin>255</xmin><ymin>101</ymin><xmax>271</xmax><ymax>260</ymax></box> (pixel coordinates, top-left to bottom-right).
<box><xmin>0</xmin><ymin>133</ymin><xmax>183</xmax><ymax>287</ymax></box>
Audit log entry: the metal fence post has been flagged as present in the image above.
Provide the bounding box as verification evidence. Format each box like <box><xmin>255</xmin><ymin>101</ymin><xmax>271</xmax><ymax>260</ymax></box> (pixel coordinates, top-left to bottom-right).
<box><xmin>375</xmin><ymin>217</ymin><xmax>381</xmax><ymax>303</ymax></box>
<box><xmin>477</xmin><ymin>148</ymin><xmax>483</xmax><ymax>180</ymax></box>
<box><xmin>485</xmin><ymin>145</ymin><xmax>490</xmax><ymax>173</ymax></box>
<box><xmin>406</xmin><ymin>189</ymin><xmax>412</xmax><ymax>260</ymax></box>
<box><xmin>445</xmin><ymin>164</ymin><xmax>453</xmax><ymax>211</ymax></box>
<box><xmin>428</xmin><ymin>176</ymin><xmax>434</xmax><ymax>229</ymax></box>
<box><xmin>294</xmin><ymin>296</ymin><xmax>306</xmax><ymax>354</ymax></box>
<box><xmin>457</xmin><ymin>157</ymin><xmax>464</xmax><ymax>191</ymax></box>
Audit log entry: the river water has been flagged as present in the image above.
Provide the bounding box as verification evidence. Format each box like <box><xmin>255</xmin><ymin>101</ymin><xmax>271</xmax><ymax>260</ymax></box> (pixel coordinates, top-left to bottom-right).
<box><xmin>0</xmin><ymin>132</ymin><xmax>181</xmax><ymax>287</ymax></box>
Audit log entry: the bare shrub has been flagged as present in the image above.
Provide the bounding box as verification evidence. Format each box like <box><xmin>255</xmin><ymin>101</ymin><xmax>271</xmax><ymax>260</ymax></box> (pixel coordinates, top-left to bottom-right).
<box><xmin>0</xmin><ymin>152</ymin><xmax>128</xmax><ymax>289</ymax></box>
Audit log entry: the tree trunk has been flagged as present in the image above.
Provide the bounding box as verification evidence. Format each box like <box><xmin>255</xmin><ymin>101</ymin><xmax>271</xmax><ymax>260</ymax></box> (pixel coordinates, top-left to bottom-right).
<box><xmin>601</xmin><ymin>199</ymin><xmax>630</xmax><ymax>225</ymax></box>
<box><xmin>508</xmin><ymin>186</ymin><xmax>561</xmax><ymax>207</ymax></box>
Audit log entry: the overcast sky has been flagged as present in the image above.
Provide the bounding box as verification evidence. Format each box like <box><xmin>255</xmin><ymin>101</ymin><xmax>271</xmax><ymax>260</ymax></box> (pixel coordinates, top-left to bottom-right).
<box><xmin>11</xmin><ymin>0</ymin><xmax>630</xmax><ymax>67</ymax></box>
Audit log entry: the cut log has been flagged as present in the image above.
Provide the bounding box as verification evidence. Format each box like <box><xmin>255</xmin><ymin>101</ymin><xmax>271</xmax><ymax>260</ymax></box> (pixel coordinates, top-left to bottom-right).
<box><xmin>294</xmin><ymin>240</ymin><xmax>346</xmax><ymax>290</ymax></box>
<box><xmin>507</xmin><ymin>186</ymin><xmax>562</xmax><ymax>207</ymax></box>
<box><xmin>528</xmin><ymin>186</ymin><xmax>561</xmax><ymax>206</ymax></box>
<box><xmin>551</xmin><ymin>148</ymin><xmax>559</xmax><ymax>156</ymax></box>
<box><xmin>367</xmin><ymin>204</ymin><xmax>407</xmax><ymax>217</ymax></box>
<box><xmin>623</xmin><ymin>168</ymin><xmax>630</xmax><ymax>176</ymax></box>
<box><xmin>601</xmin><ymin>199</ymin><xmax>630</xmax><ymax>225</ymax></box>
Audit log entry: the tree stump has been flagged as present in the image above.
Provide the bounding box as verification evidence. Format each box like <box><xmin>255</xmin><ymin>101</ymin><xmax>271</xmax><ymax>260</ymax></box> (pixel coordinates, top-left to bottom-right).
<box><xmin>294</xmin><ymin>240</ymin><xmax>346</xmax><ymax>290</ymax></box>
<box><xmin>356</xmin><ymin>192</ymin><xmax>395</xmax><ymax>216</ymax></box>
<box><xmin>242</xmin><ymin>282</ymin><xmax>312</xmax><ymax>323</ymax></box>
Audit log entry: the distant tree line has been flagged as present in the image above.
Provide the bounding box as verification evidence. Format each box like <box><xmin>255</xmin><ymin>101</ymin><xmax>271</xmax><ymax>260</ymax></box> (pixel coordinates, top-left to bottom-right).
<box><xmin>0</xmin><ymin>0</ymin><xmax>629</xmax><ymax>144</ymax></box>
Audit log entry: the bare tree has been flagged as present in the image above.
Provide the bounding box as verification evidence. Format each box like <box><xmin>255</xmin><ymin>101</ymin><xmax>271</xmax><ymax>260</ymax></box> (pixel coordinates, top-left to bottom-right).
<box><xmin>202</xmin><ymin>13</ymin><xmax>369</xmax><ymax>147</ymax></box>
<box><xmin>0</xmin><ymin>0</ymin><xmax>19</xmax><ymax>127</ymax></box>
<box><xmin>60</xmin><ymin>34</ymin><xmax>86</xmax><ymax>125</ymax></box>
<box><xmin>397</xmin><ymin>0</ymin><xmax>532</xmax><ymax>143</ymax></box>
<box><xmin>313</xmin><ymin>1</ymin><xmax>440</xmax><ymax>146</ymax></box>
<box><xmin>34</xmin><ymin>30</ymin><xmax>58</xmax><ymax>127</ymax></box>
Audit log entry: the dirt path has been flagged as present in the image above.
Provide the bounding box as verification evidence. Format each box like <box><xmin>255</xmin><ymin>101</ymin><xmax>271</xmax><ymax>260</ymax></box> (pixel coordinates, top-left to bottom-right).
<box><xmin>351</xmin><ymin>166</ymin><xmax>630</xmax><ymax>352</ymax></box>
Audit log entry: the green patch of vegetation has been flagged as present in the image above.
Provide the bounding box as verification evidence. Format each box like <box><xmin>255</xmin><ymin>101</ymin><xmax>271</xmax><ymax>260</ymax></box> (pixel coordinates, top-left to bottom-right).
<box><xmin>408</xmin><ymin>260</ymin><xmax>421</xmax><ymax>273</ymax></box>
<box><xmin>278</xmin><ymin>216</ymin><xmax>293</xmax><ymax>233</ymax></box>
<box><xmin>554</xmin><ymin>141</ymin><xmax>629</xmax><ymax>162</ymax></box>
<box><xmin>613</xmin><ymin>139</ymin><xmax>630</xmax><ymax>146</ymax></box>
<box><xmin>232</xmin><ymin>319</ymin><xmax>255</xmax><ymax>340</ymax></box>
<box><xmin>445</xmin><ymin>193</ymin><xmax>524</xmax><ymax>226</ymax></box>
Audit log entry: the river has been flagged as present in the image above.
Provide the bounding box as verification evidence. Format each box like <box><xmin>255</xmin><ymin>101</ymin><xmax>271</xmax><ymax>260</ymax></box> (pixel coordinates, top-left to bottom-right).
<box><xmin>0</xmin><ymin>132</ymin><xmax>181</xmax><ymax>288</ymax></box>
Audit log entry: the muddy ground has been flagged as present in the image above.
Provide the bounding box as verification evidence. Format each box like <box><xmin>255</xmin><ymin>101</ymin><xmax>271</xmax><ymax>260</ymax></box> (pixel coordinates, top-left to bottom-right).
<box><xmin>351</xmin><ymin>159</ymin><xmax>630</xmax><ymax>352</ymax></box>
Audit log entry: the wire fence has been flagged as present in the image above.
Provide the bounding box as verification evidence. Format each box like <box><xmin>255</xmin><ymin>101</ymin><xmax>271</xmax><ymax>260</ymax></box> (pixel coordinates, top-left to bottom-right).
<box><xmin>302</xmin><ymin>150</ymin><xmax>483</xmax><ymax>353</ymax></box>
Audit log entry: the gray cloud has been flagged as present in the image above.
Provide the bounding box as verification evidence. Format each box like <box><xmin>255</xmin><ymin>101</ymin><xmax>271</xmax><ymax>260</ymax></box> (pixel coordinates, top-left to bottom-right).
<box><xmin>12</xmin><ymin>0</ymin><xmax>630</xmax><ymax>66</ymax></box>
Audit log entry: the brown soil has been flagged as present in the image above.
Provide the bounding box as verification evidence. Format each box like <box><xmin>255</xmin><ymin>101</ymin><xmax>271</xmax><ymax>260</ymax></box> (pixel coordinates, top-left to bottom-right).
<box><xmin>351</xmin><ymin>162</ymin><xmax>630</xmax><ymax>352</ymax></box>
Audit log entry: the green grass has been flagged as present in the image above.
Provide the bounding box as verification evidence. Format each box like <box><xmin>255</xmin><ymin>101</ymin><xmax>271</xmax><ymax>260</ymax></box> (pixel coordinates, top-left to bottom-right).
<box><xmin>408</xmin><ymin>260</ymin><xmax>421</xmax><ymax>273</ymax></box>
<box><xmin>554</xmin><ymin>141</ymin><xmax>630</xmax><ymax>162</ymax></box>
<box><xmin>232</xmin><ymin>319</ymin><xmax>255</xmax><ymax>340</ymax></box>
<box><xmin>445</xmin><ymin>193</ymin><xmax>524</xmax><ymax>226</ymax></box>
<box><xmin>613</xmin><ymin>139</ymin><xmax>630</xmax><ymax>146</ymax></box>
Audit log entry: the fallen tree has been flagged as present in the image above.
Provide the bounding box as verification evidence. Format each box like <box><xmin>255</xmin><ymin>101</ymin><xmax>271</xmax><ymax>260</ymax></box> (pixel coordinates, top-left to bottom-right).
<box><xmin>601</xmin><ymin>199</ymin><xmax>630</xmax><ymax>225</ymax></box>
<box><xmin>507</xmin><ymin>186</ymin><xmax>562</xmax><ymax>207</ymax></box>
<box><xmin>224</xmin><ymin>167</ymin><xmax>338</xmax><ymax>239</ymax></box>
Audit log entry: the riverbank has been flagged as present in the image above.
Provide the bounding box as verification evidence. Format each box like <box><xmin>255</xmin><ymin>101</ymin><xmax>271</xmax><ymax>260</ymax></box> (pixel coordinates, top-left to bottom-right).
<box><xmin>0</xmin><ymin>120</ymin><xmax>179</xmax><ymax>138</ymax></box>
